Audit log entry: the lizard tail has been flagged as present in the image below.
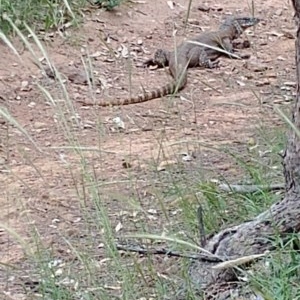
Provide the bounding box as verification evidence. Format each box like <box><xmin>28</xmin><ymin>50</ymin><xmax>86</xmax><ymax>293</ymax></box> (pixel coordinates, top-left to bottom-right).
<box><xmin>79</xmin><ymin>78</ymin><xmax>186</xmax><ymax>107</ymax></box>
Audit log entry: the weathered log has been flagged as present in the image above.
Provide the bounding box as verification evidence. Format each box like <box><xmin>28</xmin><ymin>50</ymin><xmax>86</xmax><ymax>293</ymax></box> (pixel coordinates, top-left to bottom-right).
<box><xmin>178</xmin><ymin>1</ymin><xmax>300</xmax><ymax>298</ymax></box>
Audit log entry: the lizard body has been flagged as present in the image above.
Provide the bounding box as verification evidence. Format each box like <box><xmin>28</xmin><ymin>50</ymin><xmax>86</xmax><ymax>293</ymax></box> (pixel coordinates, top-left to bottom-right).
<box><xmin>82</xmin><ymin>16</ymin><xmax>259</xmax><ymax>107</ymax></box>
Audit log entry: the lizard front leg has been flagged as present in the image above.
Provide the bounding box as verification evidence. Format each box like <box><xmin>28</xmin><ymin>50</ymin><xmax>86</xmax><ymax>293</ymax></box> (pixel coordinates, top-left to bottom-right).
<box><xmin>222</xmin><ymin>37</ymin><xmax>252</xmax><ymax>59</ymax></box>
<box><xmin>143</xmin><ymin>49</ymin><xmax>170</xmax><ymax>68</ymax></box>
<box><xmin>220</xmin><ymin>37</ymin><xmax>247</xmax><ymax>59</ymax></box>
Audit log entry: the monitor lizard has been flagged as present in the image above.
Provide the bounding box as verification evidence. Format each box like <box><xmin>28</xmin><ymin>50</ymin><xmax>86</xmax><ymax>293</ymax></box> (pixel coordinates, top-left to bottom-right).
<box><xmin>80</xmin><ymin>16</ymin><xmax>260</xmax><ymax>107</ymax></box>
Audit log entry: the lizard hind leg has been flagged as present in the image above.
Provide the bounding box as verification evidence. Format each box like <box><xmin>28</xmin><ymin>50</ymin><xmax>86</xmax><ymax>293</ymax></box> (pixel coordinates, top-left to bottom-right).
<box><xmin>199</xmin><ymin>50</ymin><xmax>220</xmax><ymax>69</ymax></box>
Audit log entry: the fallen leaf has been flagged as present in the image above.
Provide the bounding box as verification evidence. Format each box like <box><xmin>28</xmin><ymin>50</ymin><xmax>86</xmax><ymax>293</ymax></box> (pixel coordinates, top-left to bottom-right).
<box><xmin>115</xmin><ymin>222</ymin><xmax>123</xmax><ymax>232</ymax></box>
<box><xmin>120</xmin><ymin>44</ymin><xmax>129</xmax><ymax>58</ymax></box>
<box><xmin>167</xmin><ymin>1</ymin><xmax>175</xmax><ymax>9</ymax></box>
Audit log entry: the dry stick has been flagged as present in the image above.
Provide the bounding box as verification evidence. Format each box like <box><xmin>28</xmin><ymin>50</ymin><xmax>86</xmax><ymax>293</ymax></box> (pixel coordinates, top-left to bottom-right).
<box><xmin>218</xmin><ymin>183</ymin><xmax>285</xmax><ymax>193</ymax></box>
<box><xmin>115</xmin><ymin>243</ymin><xmax>267</xmax><ymax>269</ymax></box>
<box><xmin>115</xmin><ymin>243</ymin><xmax>221</xmax><ymax>262</ymax></box>
<box><xmin>197</xmin><ymin>204</ymin><xmax>207</xmax><ymax>247</ymax></box>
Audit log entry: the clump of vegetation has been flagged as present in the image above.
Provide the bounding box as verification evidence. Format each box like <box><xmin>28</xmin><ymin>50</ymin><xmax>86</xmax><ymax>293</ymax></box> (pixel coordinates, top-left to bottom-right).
<box><xmin>0</xmin><ymin>0</ymin><xmax>124</xmax><ymax>35</ymax></box>
<box><xmin>0</xmin><ymin>0</ymin><xmax>87</xmax><ymax>34</ymax></box>
<box><xmin>93</xmin><ymin>0</ymin><xmax>123</xmax><ymax>10</ymax></box>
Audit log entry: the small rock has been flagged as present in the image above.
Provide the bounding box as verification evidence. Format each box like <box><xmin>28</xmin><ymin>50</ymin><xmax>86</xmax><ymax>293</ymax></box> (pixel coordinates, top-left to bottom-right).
<box><xmin>284</xmin><ymin>81</ymin><xmax>296</xmax><ymax>87</ymax></box>
<box><xmin>33</xmin><ymin>122</ymin><xmax>47</xmax><ymax>129</ymax></box>
<box><xmin>203</xmin><ymin>87</ymin><xmax>212</xmax><ymax>91</ymax></box>
<box><xmin>28</xmin><ymin>102</ymin><xmax>36</xmax><ymax>108</ymax></box>
<box><xmin>20</xmin><ymin>80</ymin><xmax>30</xmax><ymax>91</ymax></box>
<box><xmin>280</xmin><ymin>86</ymin><xmax>292</xmax><ymax>91</ymax></box>
<box><xmin>246</xmin><ymin>62</ymin><xmax>268</xmax><ymax>72</ymax></box>
<box><xmin>247</xmin><ymin>137</ymin><xmax>256</xmax><ymax>146</ymax></box>
<box><xmin>274</xmin><ymin>9</ymin><xmax>283</xmax><ymax>16</ymax></box>
<box><xmin>264</xmin><ymin>72</ymin><xmax>277</xmax><ymax>78</ymax></box>
<box><xmin>83</xmin><ymin>123</ymin><xmax>94</xmax><ymax>129</ymax></box>
<box><xmin>147</xmin><ymin>209</ymin><xmax>157</xmax><ymax>215</ymax></box>
<box><xmin>197</xmin><ymin>5</ymin><xmax>210</xmax><ymax>12</ymax></box>
<box><xmin>157</xmin><ymin>160</ymin><xmax>177</xmax><ymax>171</ymax></box>
<box><xmin>181</xmin><ymin>153</ymin><xmax>193</xmax><ymax>162</ymax></box>
<box><xmin>112</xmin><ymin>117</ymin><xmax>125</xmax><ymax>129</ymax></box>
<box><xmin>277</xmin><ymin>56</ymin><xmax>286</xmax><ymax>61</ymax></box>
<box><xmin>236</xmin><ymin>80</ymin><xmax>245</xmax><ymax>86</ymax></box>
<box><xmin>255</xmin><ymin>80</ymin><xmax>270</xmax><ymax>86</ymax></box>
<box><xmin>266</xmin><ymin>31</ymin><xmax>283</xmax><ymax>37</ymax></box>
<box><xmin>167</xmin><ymin>1</ymin><xmax>175</xmax><ymax>9</ymax></box>
<box><xmin>189</xmin><ymin>19</ymin><xmax>200</xmax><ymax>25</ymax></box>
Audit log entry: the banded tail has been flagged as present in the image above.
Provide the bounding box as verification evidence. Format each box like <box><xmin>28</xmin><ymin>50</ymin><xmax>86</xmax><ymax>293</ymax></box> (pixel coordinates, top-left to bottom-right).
<box><xmin>79</xmin><ymin>78</ymin><xmax>186</xmax><ymax>107</ymax></box>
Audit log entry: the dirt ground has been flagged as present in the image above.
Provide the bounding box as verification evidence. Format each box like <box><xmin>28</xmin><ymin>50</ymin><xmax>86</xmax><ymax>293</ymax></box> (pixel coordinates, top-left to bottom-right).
<box><xmin>0</xmin><ymin>0</ymin><xmax>296</xmax><ymax>298</ymax></box>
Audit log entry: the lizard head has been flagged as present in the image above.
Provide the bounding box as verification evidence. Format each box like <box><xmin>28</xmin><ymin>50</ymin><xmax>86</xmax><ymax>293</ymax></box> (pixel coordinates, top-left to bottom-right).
<box><xmin>235</xmin><ymin>17</ymin><xmax>260</xmax><ymax>30</ymax></box>
<box><xmin>220</xmin><ymin>16</ymin><xmax>260</xmax><ymax>38</ymax></box>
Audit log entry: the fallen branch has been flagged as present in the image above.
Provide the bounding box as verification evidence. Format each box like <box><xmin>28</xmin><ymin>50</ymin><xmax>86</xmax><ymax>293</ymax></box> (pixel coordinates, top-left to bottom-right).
<box><xmin>115</xmin><ymin>242</ymin><xmax>221</xmax><ymax>262</ymax></box>
<box><xmin>218</xmin><ymin>183</ymin><xmax>285</xmax><ymax>193</ymax></box>
<box><xmin>116</xmin><ymin>242</ymin><xmax>268</xmax><ymax>269</ymax></box>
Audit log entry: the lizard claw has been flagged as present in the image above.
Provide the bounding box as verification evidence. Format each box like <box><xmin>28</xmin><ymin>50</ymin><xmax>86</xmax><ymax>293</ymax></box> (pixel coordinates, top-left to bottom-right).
<box><xmin>210</xmin><ymin>60</ymin><xmax>220</xmax><ymax>69</ymax></box>
<box><xmin>143</xmin><ymin>58</ymin><xmax>157</xmax><ymax>68</ymax></box>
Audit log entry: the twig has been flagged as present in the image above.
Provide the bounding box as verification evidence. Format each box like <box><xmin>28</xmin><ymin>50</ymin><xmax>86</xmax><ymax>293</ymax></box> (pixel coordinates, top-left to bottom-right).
<box><xmin>116</xmin><ymin>243</ymin><xmax>221</xmax><ymax>262</ymax></box>
<box><xmin>197</xmin><ymin>204</ymin><xmax>207</xmax><ymax>247</ymax></box>
<box><xmin>218</xmin><ymin>183</ymin><xmax>285</xmax><ymax>193</ymax></box>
